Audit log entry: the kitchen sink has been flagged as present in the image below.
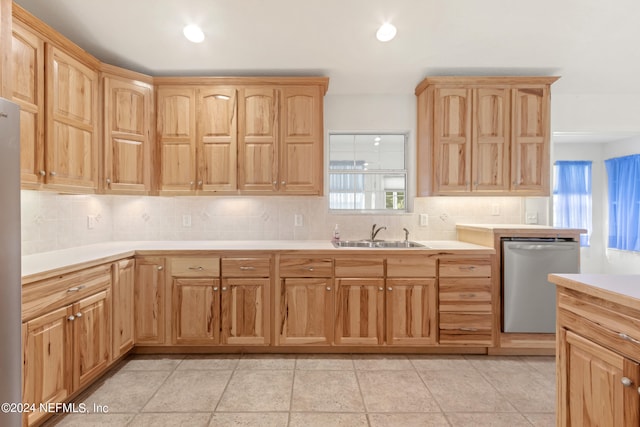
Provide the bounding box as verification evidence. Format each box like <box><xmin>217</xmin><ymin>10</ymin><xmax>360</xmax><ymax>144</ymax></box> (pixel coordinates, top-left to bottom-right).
<box><xmin>332</xmin><ymin>240</ymin><xmax>427</xmax><ymax>248</ymax></box>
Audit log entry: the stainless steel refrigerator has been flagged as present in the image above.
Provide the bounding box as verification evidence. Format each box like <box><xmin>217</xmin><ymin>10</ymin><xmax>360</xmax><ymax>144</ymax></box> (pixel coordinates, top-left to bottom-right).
<box><xmin>0</xmin><ymin>97</ymin><xmax>22</xmax><ymax>427</ymax></box>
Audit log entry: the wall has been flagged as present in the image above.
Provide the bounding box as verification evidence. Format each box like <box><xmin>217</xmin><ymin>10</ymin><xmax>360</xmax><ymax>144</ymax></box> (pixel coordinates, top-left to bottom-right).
<box><xmin>554</xmin><ymin>136</ymin><xmax>640</xmax><ymax>274</ymax></box>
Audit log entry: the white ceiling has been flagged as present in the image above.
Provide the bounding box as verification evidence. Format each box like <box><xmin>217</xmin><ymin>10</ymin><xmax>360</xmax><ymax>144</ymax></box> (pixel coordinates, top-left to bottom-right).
<box><xmin>13</xmin><ymin>0</ymin><xmax>640</xmax><ymax>97</ymax></box>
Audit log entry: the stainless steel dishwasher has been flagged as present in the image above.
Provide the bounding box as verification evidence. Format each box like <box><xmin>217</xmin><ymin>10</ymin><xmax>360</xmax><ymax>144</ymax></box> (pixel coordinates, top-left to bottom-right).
<box><xmin>502</xmin><ymin>237</ymin><xmax>580</xmax><ymax>333</ymax></box>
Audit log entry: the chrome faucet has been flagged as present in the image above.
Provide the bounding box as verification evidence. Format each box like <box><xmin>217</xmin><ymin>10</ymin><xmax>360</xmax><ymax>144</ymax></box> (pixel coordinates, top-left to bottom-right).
<box><xmin>370</xmin><ymin>224</ymin><xmax>386</xmax><ymax>241</ymax></box>
<box><xmin>403</xmin><ymin>228</ymin><xmax>409</xmax><ymax>242</ymax></box>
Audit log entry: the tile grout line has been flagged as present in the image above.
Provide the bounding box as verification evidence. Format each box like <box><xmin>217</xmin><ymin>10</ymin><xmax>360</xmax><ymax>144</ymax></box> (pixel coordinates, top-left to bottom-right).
<box><xmin>286</xmin><ymin>355</ymin><xmax>298</xmax><ymax>427</ymax></box>
<box><xmin>408</xmin><ymin>356</ymin><xmax>453</xmax><ymax>427</ymax></box>
<box><xmin>350</xmin><ymin>353</ymin><xmax>372</xmax><ymax>427</ymax></box>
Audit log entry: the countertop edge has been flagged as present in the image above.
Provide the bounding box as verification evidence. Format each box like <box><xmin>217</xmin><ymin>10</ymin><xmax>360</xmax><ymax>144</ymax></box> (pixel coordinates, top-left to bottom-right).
<box><xmin>548</xmin><ymin>273</ymin><xmax>640</xmax><ymax>311</ymax></box>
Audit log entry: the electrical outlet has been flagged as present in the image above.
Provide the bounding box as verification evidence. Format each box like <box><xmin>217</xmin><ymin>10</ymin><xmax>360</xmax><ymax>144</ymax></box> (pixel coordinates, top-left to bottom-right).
<box><xmin>87</xmin><ymin>215</ymin><xmax>96</xmax><ymax>229</ymax></box>
<box><xmin>491</xmin><ymin>204</ymin><xmax>500</xmax><ymax>216</ymax></box>
<box><xmin>294</xmin><ymin>214</ymin><xmax>303</xmax><ymax>227</ymax></box>
<box><xmin>419</xmin><ymin>213</ymin><xmax>429</xmax><ymax>227</ymax></box>
<box><xmin>182</xmin><ymin>214</ymin><xmax>192</xmax><ymax>227</ymax></box>
<box><xmin>525</xmin><ymin>211</ymin><xmax>538</xmax><ymax>224</ymax></box>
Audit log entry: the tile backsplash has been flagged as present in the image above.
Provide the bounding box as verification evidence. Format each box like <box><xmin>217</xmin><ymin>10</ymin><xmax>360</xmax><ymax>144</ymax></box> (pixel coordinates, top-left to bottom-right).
<box><xmin>20</xmin><ymin>190</ymin><xmax>540</xmax><ymax>255</ymax></box>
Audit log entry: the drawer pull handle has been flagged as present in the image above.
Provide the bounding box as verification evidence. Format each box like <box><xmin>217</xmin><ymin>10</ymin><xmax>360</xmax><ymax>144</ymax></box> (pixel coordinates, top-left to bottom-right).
<box><xmin>188</xmin><ymin>266</ymin><xmax>204</xmax><ymax>271</ymax></box>
<box><xmin>459</xmin><ymin>327</ymin><xmax>478</xmax><ymax>332</ymax></box>
<box><xmin>622</xmin><ymin>377</ymin><xmax>633</xmax><ymax>387</ymax></box>
<box><xmin>461</xmin><ymin>293</ymin><xmax>477</xmax><ymax>298</ymax></box>
<box><xmin>307</xmin><ymin>267</ymin><xmax>314</xmax><ymax>271</ymax></box>
<box><xmin>461</xmin><ymin>266</ymin><xmax>476</xmax><ymax>271</ymax></box>
<box><xmin>239</xmin><ymin>266</ymin><xmax>256</xmax><ymax>271</ymax></box>
<box><xmin>67</xmin><ymin>285</ymin><xmax>85</xmax><ymax>293</ymax></box>
<box><xmin>619</xmin><ymin>332</ymin><xmax>640</xmax><ymax>345</ymax></box>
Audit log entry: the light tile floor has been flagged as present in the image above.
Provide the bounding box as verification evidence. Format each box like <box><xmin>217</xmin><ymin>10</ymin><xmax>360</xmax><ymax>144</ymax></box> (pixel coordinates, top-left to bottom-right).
<box><xmin>45</xmin><ymin>354</ymin><xmax>556</xmax><ymax>427</ymax></box>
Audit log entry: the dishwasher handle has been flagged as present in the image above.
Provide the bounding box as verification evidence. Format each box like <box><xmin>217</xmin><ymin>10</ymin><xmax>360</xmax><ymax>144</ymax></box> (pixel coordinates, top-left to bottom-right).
<box><xmin>508</xmin><ymin>244</ymin><xmax>577</xmax><ymax>251</ymax></box>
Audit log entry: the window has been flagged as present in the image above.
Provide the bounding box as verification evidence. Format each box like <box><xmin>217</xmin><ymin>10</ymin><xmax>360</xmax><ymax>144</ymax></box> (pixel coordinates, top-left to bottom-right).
<box><xmin>328</xmin><ymin>133</ymin><xmax>407</xmax><ymax>212</ymax></box>
<box><xmin>605</xmin><ymin>154</ymin><xmax>640</xmax><ymax>252</ymax></box>
<box><xmin>553</xmin><ymin>161</ymin><xmax>592</xmax><ymax>246</ymax></box>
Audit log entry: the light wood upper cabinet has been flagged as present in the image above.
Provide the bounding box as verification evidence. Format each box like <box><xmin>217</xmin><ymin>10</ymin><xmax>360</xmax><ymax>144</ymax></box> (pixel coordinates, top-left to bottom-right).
<box><xmin>416</xmin><ymin>76</ymin><xmax>558</xmax><ymax>196</ymax></box>
<box><xmin>511</xmin><ymin>86</ymin><xmax>550</xmax><ymax>194</ymax></box>
<box><xmin>157</xmin><ymin>87</ymin><xmax>197</xmax><ymax>193</ymax></box>
<box><xmin>103</xmin><ymin>72</ymin><xmax>153</xmax><ymax>194</ymax></box>
<box><xmin>238</xmin><ymin>85</ymin><xmax>324</xmax><ymax>195</ymax></box>
<box><xmin>11</xmin><ymin>20</ymin><xmax>45</xmax><ymax>188</ymax></box>
<box><xmin>198</xmin><ymin>87</ymin><xmax>238</xmax><ymax>192</ymax></box>
<box><xmin>238</xmin><ymin>87</ymin><xmax>279</xmax><ymax>192</ymax></box>
<box><xmin>433</xmin><ymin>87</ymin><xmax>472</xmax><ymax>193</ymax></box>
<box><xmin>280</xmin><ymin>86</ymin><xmax>323</xmax><ymax>194</ymax></box>
<box><xmin>473</xmin><ymin>87</ymin><xmax>510</xmax><ymax>192</ymax></box>
<box><xmin>46</xmin><ymin>45</ymin><xmax>99</xmax><ymax>191</ymax></box>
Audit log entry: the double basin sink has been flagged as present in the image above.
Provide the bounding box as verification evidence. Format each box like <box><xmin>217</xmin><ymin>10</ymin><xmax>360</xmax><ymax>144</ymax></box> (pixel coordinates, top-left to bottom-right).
<box><xmin>332</xmin><ymin>240</ymin><xmax>427</xmax><ymax>249</ymax></box>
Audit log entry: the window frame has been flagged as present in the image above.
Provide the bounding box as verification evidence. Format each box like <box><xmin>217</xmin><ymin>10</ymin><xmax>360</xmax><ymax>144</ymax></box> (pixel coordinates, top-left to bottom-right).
<box><xmin>327</xmin><ymin>132</ymin><xmax>408</xmax><ymax>214</ymax></box>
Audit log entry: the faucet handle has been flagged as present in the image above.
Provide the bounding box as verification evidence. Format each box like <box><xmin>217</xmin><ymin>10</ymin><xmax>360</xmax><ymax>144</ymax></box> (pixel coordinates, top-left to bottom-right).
<box><xmin>403</xmin><ymin>227</ymin><xmax>409</xmax><ymax>241</ymax></box>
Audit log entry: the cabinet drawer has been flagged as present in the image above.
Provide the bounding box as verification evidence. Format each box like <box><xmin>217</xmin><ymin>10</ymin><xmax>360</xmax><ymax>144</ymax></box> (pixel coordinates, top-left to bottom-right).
<box><xmin>279</xmin><ymin>257</ymin><xmax>333</xmax><ymax>277</ymax></box>
<box><xmin>439</xmin><ymin>258</ymin><xmax>491</xmax><ymax>277</ymax></box>
<box><xmin>558</xmin><ymin>292</ymin><xmax>640</xmax><ymax>362</ymax></box>
<box><xmin>170</xmin><ymin>257</ymin><xmax>220</xmax><ymax>277</ymax></box>
<box><xmin>439</xmin><ymin>278</ymin><xmax>492</xmax><ymax>312</ymax></box>
<box><xmin>439</xmin><ymin>312</ymin><xmax>493</xmax><ymax>345</ymax></box>
<box><xmin>386</xmin><ymin>257</ymin><xmax>436</xmax><ymax>277</ymax></box>
<box><xmin>22</xmin><ymin>264</ymin><xmax>112</xmax><ymax>322</ymax></box>
<box><xmin>222</xmin><ymin>257</ymin><xmax>271</xmax><ymax>277</ymax></box>
<box><xmin>335</xmin><ymin>258</ymin><xmax>384</xmax><ymax>277</ymax></box>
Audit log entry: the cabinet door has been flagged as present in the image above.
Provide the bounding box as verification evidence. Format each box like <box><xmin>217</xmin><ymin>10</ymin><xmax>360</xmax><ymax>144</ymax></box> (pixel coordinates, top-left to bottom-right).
<box><xmin>172</xmin><ymin>277</ymin><xmax>220</xmax><ymax>345</ymax></box>
<box><xmin>112</xmin><ymin>258</ymin><xmax>135</xmax><ymax>358</ymax></box>
<box><xmin>46</xmin><ymin>46</ymin><xmax>98</xmax><ymax>190</ymax></box>
<box><xmin>157</xmin><ymin>87</ymin><xmax>197</xmax><ymax>193</ymax></box>
<box><xmin>560</xmin><ymin>330</ymin><xmax>640</xmax><ymax>427</ymax></box>
<box><xmin>386</xmin><ymin>278</ymin><xmax>436</xmax><ymax>346</ymax></box>
<box><xmin>238</xmin><ymin>87</ymin><xmax>278</xmax><ymax>192</ymax></box>
<box><xmin>72</xmin><ymin>290</ymin><xmax>111</xmax><ymax>390</ymax></box>
<box><xmin>134</xmin><ymin>257</ymin><xmax>166</xmax><ymax>344</ymax></box>
<box><xmin>433</xmin><ymin>87</ymin><xmax>472</xmax><ymax>194</ymax></box>
<box><xmin>472</xmin><ymin>87</ymin><xmax>510</xmax><ymax>192</ymax></box>
<box><xmin>511</xmin><ymin>86</ymin><xmax>550</xmax><ymax>194</ymax></box>
<box><xmin>278</xmin><ymin>278</ymin><xmax>333</xmax><ymax>345</ymax></box>
<box><xmin>23</xmin><ymin>306</ymin><xmax>73</xmax><ymax>427</ymax></box>
<box><xmin>11</xmin><ymin>20</ymin><xmax>45</xmax><ymax>188</ymax></box>
<box><xmin>103</xmin><ymin>76</ymin><xmax>152</xmax><ymax>194</ymax></box>
<box><xmin>280</xmin><ymin>86</ymin><xmax>322</xmax><ymax>194</ymax></box>
<box><xmin>334</xmin><ymin>278</ymin><xmax>385</xmax><ymax>345</ymax></box>
<box><xmin>221</xmin><ymin>278</ymin><xmax>270</xmax><ymax>345</ymax></box>
<box><xmin>198</xmin><ymin>87</ymin><xmax>237</xmax><ymax>192</ymax></box>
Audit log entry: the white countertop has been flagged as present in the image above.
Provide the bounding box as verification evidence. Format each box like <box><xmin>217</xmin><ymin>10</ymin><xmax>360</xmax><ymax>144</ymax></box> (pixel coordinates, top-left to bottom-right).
<box><xmin>457</xmin><ymin>223</ymin><xmax>583</xmax><ymax>231</ymax></box>
<box><xmin>22</xmin><ymin>240</ymin><xmax>493</xmax><ymax>281</ymax></box>
<box><xmin>549</xmin><ymin>273</ymin><xmax>640</xmax><ymax>310</ymax></box>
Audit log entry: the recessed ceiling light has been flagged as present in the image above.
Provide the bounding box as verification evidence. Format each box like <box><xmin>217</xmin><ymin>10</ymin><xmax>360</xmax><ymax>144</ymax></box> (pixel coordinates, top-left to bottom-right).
<box><xmin>376</xmin><ymin>23</ymin><xmax>397</xmax><ymax>42</ymax></box>
<box><xmin>183</xmin><ymin>24</ymin><xmax>205</xmax><ymax>43</ymax></box>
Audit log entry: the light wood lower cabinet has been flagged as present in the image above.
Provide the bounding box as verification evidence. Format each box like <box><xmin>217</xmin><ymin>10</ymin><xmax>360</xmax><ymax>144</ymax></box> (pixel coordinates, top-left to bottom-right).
<box><xmin>22</xmin><ymin>265</ymin><xmax>112</xmax><ymax>427</ymax></box>
<box><xmin>556</xmin><ymin>286</ymin><xmax>640</xmax><ymax>426</ymax></box>
<box><xmin>22</xmin><ymin>306</ymin><xmax>72</xmax><ymax>427</ymax></box>
<box><xmin>221</xmin><ymin>278</ymin><xmax>270</xmax><ymax>345</ymax></box>
<box><xmin>278</xmin><ymin>278</ymin><xmax>333</xmax><ymax>345</ymax></box>
<box><xmin>438</xmin><ymin>256</ymin><xmax>493</xmax><ymax>345</ymax></box>
<box><xmin>112</xmin><ymin>258</ymin><xmax>135</xmax><ymax>358</ymax></box>
<box><xmin>335</xmin><ymin>278</ymin><xmax>385</xmax><ymax>345</ymax></box>
<box><xmin>134</xmin><ymin>257</ymin><xmax>166</xmax><ymax>344</ymax></box>
<box><xmin>386</xmin><ymin>278</ymin><xmax>437</xmax><ymax>345</ymax></box>
<box><xmin>172</xmin><ymin>277</ymin><xmax>220</xmax><ymax>344</ymax></box>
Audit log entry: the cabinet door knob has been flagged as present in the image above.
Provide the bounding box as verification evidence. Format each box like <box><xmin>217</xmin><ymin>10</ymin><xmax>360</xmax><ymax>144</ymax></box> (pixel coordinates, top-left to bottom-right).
<box><xmin>76</xmin><ymin>312</ymin><xmax>82</xmax><ymax>318</ymax></box>
<box><xmin>213</xmin><ymin>287</ymin><xmax>219</xmax><ymax>291</ymax></box>
<box><xmin>387</xmin><ymin>287</ymin><xmax>393</xmax><ymax>291</ymax></box>
<box><xmin>157</xmin><ymin>266</ymin><xmax>163</xmax><ymax>271</ymax></box>
<box><xmin>272</xmin><ymin>181</ymin><xmax>277</xmax><ymax>186</ymax></box>
<box><xmin>50</xmin><ymin>171</ymin><xmax>57</xmax><ymax>176</ymax></box>
<box><xmin>67</xmin><ymin>315</ymin><xmax>75</xmax><ymax>321</ymax></box>
<box><xmin>106</xmin><ymin>178</ymin><xmax>111</xmax><ymax>184</ymax></box>
<box><xmin>281</xmin><ymin>181</ymin><xmax>286</xmax><ymax>185</ymax></box>
<box><xmin>198</xmin><ymin>180</ymin><xmax>203</xmax><ymax>186</ymax></box>
<box><xmin>326</xmin><ymin>287</ymin><xmax>331</xmax><ymax>291</ymax></box>
<box><xmin>622</xmin><ymin>377</ymin><xmax>633</xmax><ymax>387</ymax></box>
<box><xmin>378</xmin><ymin>287</ymin><xmax>383</xmax><ymax>291</ymax></box>
<box><xmin>222</xmin><ymin>287</ymin><xmax>227</xmax><ymax>291</ymax></box>
<box><xmin>39</xmin><ymin>170</ymin><xmax>46</xmax><ymax>176</ymax></box>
